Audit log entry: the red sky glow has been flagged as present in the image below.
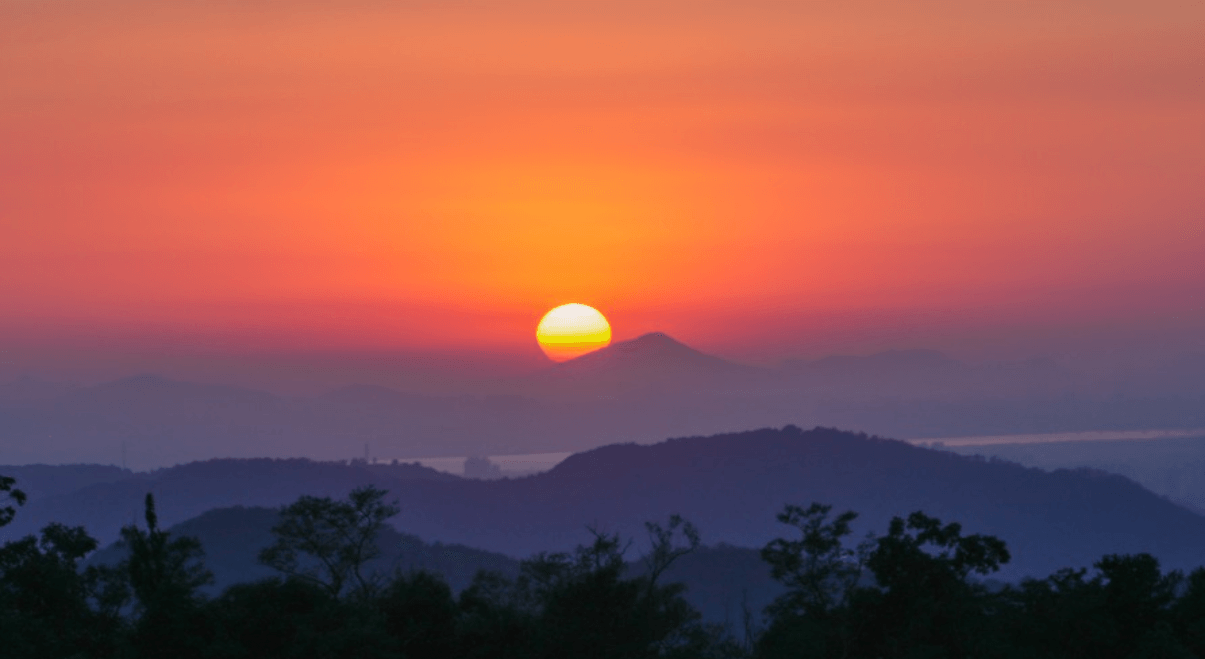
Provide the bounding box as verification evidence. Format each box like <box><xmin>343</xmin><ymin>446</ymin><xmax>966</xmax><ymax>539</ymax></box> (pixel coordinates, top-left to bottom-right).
<box><xmin>2</xmin><ymin>0</ymin><xmax>1203</xmax><ymax>383</ymax></box>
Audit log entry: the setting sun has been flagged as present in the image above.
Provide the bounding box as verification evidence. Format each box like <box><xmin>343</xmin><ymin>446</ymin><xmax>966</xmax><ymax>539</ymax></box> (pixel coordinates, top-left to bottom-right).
<box><xmin>536</xmin><ymin>303</ymin><xmax>612</xmax><ymax>362</ymax></box>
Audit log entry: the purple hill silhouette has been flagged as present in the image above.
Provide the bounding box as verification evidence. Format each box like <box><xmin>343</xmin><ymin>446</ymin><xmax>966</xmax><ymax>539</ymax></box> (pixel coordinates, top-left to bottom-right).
<box><xmin>11</xmin><ymin>427</ymin><xmax>1205</xmax><ymax>581</ymax></box>
<box><xmin>525</xmin><ymin>332</ymin><xmax>767</xmax><ymax>398</ymax></box>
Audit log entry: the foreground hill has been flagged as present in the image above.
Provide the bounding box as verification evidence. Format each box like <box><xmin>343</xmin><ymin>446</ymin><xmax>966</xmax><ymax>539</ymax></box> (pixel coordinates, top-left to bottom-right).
<box><xmin>7</xmin><ymin>427</ymin><xmax>1205</xmax><ymax>579</ymax></box>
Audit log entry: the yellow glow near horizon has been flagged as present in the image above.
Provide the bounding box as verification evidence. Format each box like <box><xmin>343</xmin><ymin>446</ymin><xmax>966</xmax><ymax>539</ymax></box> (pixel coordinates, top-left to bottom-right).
<box><xmin>536</xmin><ymin>303</ymin><xmax>612</xmax><ymax>362</ymax></box>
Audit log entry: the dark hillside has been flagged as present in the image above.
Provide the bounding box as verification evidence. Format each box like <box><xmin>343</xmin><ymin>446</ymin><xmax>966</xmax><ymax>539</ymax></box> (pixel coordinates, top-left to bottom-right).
<box><xmin>10</xmin><ymin>428</ymin><xmax>1205</xmax><ymax>579</ymax></box>
<box><xmin>382</xmin><ymin>427</ymin><xmax>1205</xmax><ymax>578</ymax></box>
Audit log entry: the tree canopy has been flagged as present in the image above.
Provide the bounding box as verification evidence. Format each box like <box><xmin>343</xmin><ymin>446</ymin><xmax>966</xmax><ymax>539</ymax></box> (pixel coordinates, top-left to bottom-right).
<box><xmin>259</xmin><ymin>484</ymin><xmax>401</xmax><ymax>599</ymax></box>
<box><xmin>3</xmin><ymin>482</ymin><xmax>1205</xmax><ymax>658</ymax></box>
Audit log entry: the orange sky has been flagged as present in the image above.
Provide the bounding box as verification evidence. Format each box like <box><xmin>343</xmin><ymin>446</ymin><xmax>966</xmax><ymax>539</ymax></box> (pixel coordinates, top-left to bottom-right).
<box><xmin>2</xmin><ymin>0</ymin><xmax>1203</xmax><ymax>371</ymax></box>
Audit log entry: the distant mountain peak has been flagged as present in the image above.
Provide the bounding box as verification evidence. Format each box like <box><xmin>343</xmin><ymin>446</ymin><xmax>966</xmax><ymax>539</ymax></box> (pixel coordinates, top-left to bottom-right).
<box><xmin>633</xmin><ymin>331</ymin><xmax>676</xmax><ymax>343</ymax></box>
<box><xmin>604</xmin><ymin>331</ymin><xmax>694</xmax><ymax>353</ymax></box>
<box><xmin>555</xmin><ymin>331</ymin><xmax>726</xmax><ymax>368</ymax></box>
<box><xmin>525</xmin><ymin>331</ymin><xmax>765</xmax><ymax>394</ymax></box>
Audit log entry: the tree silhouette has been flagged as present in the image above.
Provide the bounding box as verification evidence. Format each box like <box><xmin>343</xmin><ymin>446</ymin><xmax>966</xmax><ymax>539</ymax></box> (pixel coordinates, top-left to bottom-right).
<box><xmin>642</xmin><ymin>514</ymin><xmax>701</xmax><ymax>594</ymax></box>
<box><xmin>379</xmin><ymin>570</ymin><xmax>459</xmax><ymax>659</ymax></box>
<box><xmin>760</xmin><ymin>503</ymin><xmax>870</xmax><ymax>620</ymax></box>
<box><xmin>509</xmin><ymin>519</ymin><xmax>716</xmax><ymax>659</ymax></box>
<box><xmin>1096</xmin><ymin>553</ymin><xmax>1179</xmax><ymax>635</ymax></box>
<box><xmin>1173</xmin><ymin>567</ymin><xmax>1205</xmax><ymax>656</ymax></box>
<box><xmin>457</xmin><ymin>569</ymin><xmax>540</xmax><ymax>659</ymax></box>
<box><xmin>757</xmin><ymin>503</ymin><xmax>871</xmax><ymax>659</ymax></box>
<box><xmin>759</xmin><ymin>506</ymin><xmax>1011</xmax><ymax>658</ymax></box>
<box><xmin>0</xmin><ymin>473</ymin><xmax>25</xmax><ymax>528</ymax></box>
<box><xmin>259</xmin><ymin>485</ymin><xmax>400</xmax><ymax>599</ymax></box>
<box><xmin>121</xmin><ymin>493</ymin><xmax>213</xmax><ymax>612</ymax></box>
<box><xmin>16</xmin><ymin>474</ymin><xmax>1205</xmax><ymax>657</ymax></box>
<box><xmin>1000</xmin><ymin>554</ymin><xmax>1194</xmax><ymax>658</ymax></box>
<box><xmin>0</xmin><ymin>523</ymin><xmax>125</xmax><ymax>658</ymax></box>
<box><xmin>207</xmin><ymin>577</ymin><xmax>395</xmax><ymax>659</ymax></box>
<box><xmin>854</xmin><ymin>511</ymin><xmax>1010</xmax><ymax>657</ymax></box>
<box><xmin>120</xmin><ymin>493</ymin><xmax>214</xmax><ymax>659</ymax></box>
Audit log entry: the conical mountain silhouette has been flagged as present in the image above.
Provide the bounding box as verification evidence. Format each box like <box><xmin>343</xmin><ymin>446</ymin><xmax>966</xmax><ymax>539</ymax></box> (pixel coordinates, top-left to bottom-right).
<box><xmin>526</xmin><ymin>332</ymin><xmax>765</xmax><ymax>397</ymax></box>
<box><xmin>557</xmin><ymin>332</ymin><xmax>747</xmax><ymax>372</ymax></box>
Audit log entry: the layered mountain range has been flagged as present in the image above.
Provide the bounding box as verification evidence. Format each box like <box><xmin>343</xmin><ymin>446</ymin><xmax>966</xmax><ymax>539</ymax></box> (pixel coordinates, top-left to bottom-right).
<box><xmin>2</xmin><ymin>333</ymin><xmax>1203</xmax><ymax>466</ymax></box>
<box><xmin>7</xmin><ymin>427</ymin><xmax>1205</xmax><ymax>581</ymax></box>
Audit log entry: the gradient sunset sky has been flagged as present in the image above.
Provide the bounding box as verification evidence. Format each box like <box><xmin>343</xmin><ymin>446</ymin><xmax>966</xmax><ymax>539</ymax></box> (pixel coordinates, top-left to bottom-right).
<box><xmin>2</xmin><ymin>0</ymin><xmax>1202</xmax><ymax>384</ymax></box>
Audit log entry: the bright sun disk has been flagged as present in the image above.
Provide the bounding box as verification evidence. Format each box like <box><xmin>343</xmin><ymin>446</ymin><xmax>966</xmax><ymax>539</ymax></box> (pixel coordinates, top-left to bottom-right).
<box><xmin>536</xmin><ymin>303</ymin><xmax>612</xmax><ymax>362</ymax></box>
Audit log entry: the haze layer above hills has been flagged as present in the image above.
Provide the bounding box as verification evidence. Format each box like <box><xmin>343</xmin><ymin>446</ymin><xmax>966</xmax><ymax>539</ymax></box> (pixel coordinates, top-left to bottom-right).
<box><xmin>7</xmin><ymin>427</ymin><xmax>1205</xmax><ymax>580</ymax></box>
<box><xmin>2</xmin><ymin>334</ymin><xmax>1203</xmax><ymax>467</ymax></box>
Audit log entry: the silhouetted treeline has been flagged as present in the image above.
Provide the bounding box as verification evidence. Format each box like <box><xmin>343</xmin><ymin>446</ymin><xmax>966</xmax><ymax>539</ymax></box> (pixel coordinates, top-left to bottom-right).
<box><xmin>3</xmin><ymin>476</ymin><xmax>1205</xmax><ymax>658</ymax></box>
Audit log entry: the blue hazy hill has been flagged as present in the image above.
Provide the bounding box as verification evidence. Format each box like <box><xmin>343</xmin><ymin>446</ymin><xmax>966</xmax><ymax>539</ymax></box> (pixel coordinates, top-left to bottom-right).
<box><xmin>8</xmin><ymin>427</ymin><xmax>1205</xmax><ymax>580</ymax></box>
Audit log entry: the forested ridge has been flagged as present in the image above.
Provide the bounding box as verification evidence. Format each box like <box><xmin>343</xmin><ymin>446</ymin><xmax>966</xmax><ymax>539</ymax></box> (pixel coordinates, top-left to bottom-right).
<box><xmin>3</xmin><ymin>468</ymin><xmax>1205</xmax><ymax>658</ymax></box>
<box><xmin>10</xmin><ymin>427</ymin><xmax>1205</xmax><ymax>581</ymax></box>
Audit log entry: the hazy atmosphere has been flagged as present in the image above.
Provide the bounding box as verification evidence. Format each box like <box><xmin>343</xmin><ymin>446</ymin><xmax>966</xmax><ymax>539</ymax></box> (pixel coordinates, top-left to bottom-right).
<box><xmin>4</xmin><ymin>1</ymin><xmax>1203</xmax><ymax>381</ymax></box>
<box><xmin>2</xmin><ymin>2</ymin><xmax>1204</xmax><ymax>658</ymax></box>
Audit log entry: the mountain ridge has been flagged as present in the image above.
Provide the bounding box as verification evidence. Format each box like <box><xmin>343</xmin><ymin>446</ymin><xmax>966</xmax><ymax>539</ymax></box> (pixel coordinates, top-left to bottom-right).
<box><xmin>522</xmin><ymin>331</ymin><xmax>768</xmax><ymax>398</ymax></box>
<box><xmin>8</xmin><ymin>427</ymin><xmax>1205</xmax><ymax>580</ymax></box>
